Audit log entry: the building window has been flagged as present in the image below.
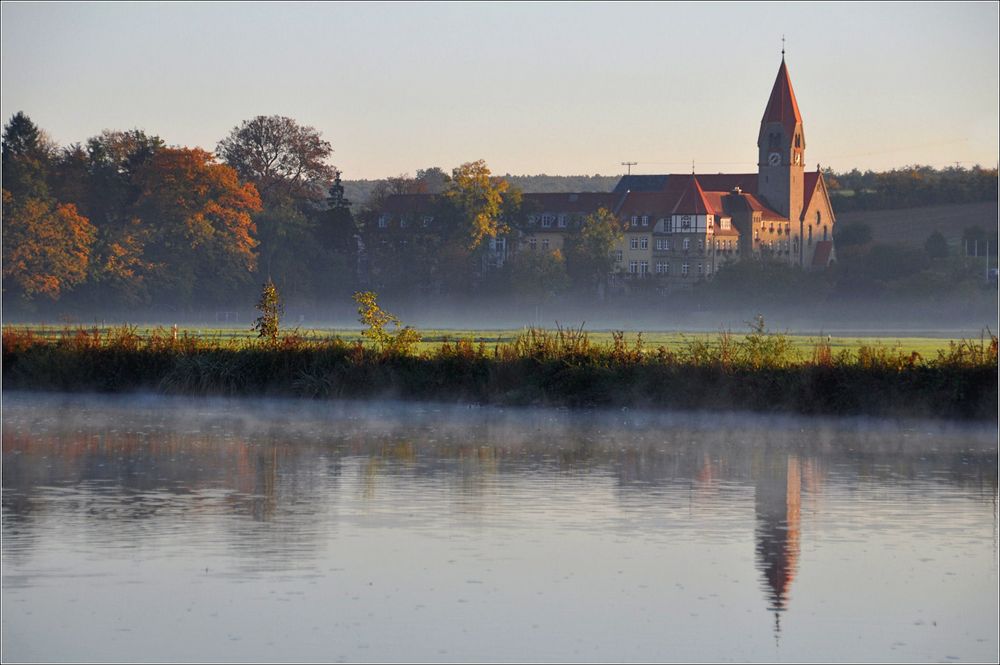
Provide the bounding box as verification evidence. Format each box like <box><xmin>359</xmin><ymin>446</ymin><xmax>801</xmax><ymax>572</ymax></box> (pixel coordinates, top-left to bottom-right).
<box><xmin>816</xmin><ymin>211</ymin><xmax>821</xmax><ymax>225</ymax></box>
<box><xmin>529</xmin><ymin>238</ymin><xmax>537</xmax><ymax>250</ymax></box>
<box><xmin>698</xmin><ymin>239</ymin><xmax>704</xmax><ymax>251</ymax></box>
<box><xmin>422</xmin><ymin>216</ymin><xmax>434</xmax><ymax>227</ymax></box>
<box><xmin>557</xmin><ymin>214</ymin><xmax>567</xmax><ymax>228</ymax></box>
<box><xmin>541</xmin><ymin>214</ymin><xmax>554</xmax><ymax>228</ymax></box>
<box><xmin>630</xmin><ymin>215</ymin><xmax>638</xmax><ymax>225</ymax></box>
<box><xmin>681</xmin><ymin>215</ymin><xmax>691</xmax><ymax>229</ymax></box>
<box><xmin>629</xmin><ymin>260</ymin><xmax>638</xmax><ymax>274</ymax></box>
<box><xmin>681</xmin><ymin>263</ymin><xmax>689</xmax><ymax>276</ymax></box>
<box><xmin>683</xmin><ymin>238</ymin><xmax>690</xmax><ymax>250</ymax></box>
<box><xmin>823</xmin><ymin>225</ymin><xmax>828</xmax><ymax>241</ymax></box>
<box><xmin>616</xmin><ymin>249</ymin><xmax>623</xmax><ymax>262</ymax></box>
<box><xmin>542</xmin><ymin>238</ymin><xmax>550</xmax><ymax>250</ymax></box>
<box><xmin>697</xmin><ymin>263</ymin><xmax>704</xmax><ymax>275</ymax></box>
<box><xmin>665</xmin><ymin>239</ymin><xmax>671</xmax><ymax>251</ymax></box>
<box><xmin>656</xmin><ymin>262</ymin><xmax>668</xmax><ymax>274</ymax></box>
<box><xmin>378</xmin><ymin>214</ymin><xmax>389</xmax><ymax>229</ymax></box>
<box><xmin>808</xmin><ymin>226</ymin><xmax>813</xmax><ymax>244</ymax></box>
<box><xmin>640</xmin><ymin>237</ymin><xmax>648</xmax><ymax>250</ymax></box>
<box><xmin>639</xmin><ymin>261</ymin><xmax>649</xmax><ymax>275</ymax></box>
<box><xmin>630</xmin><ymin>237</ymin><xmax>639</xmax><ymax>250</ymax></box>
<box><xmin>641</xmin><ymin>215</ymin><xmax>649</xmax><ymax>226</ymax></box>
<box><xmin>655</xmin><ymin>238</ymin><xmax>664</xmax><ymax>251</ymax></box>
<box><xmin>666</xmin><ymin>219</ymin><xmax>674</xmax><ymax>233</ymax></box>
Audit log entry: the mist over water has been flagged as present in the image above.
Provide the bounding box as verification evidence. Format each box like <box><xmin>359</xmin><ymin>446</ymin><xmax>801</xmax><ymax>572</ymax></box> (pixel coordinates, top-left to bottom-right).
<box><xmin>2</xmin><ymin>393</ymin><xmax>997</xmax><ymax>662</ymax></box>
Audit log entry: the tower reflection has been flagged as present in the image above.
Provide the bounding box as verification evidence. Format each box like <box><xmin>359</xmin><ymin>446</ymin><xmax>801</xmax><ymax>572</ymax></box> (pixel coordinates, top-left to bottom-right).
<box><xmin>754</xmin><ymin>452</ymin><xmax>801</xmax><ymax>637</ymax></box>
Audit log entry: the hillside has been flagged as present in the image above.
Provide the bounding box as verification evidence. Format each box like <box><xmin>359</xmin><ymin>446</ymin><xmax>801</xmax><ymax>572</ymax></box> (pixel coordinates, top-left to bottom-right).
<box><xmin>834</xmin><ymin>201</ymin><xmax>998</xmax><ymax>249</ymax></box>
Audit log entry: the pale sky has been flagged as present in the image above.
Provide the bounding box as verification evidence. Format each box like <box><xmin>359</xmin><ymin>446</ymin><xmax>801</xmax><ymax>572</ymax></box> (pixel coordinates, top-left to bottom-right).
<box><xmin>2</xmin><ymin>1</ymin><xmax>998</xmax><ymax>179</ymax></box>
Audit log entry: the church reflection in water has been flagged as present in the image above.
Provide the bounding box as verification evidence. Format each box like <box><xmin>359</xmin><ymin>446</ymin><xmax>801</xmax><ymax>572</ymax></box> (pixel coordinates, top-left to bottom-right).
<box><xmin>754</xmin><ymin>451</ymin><xmax>802</xmax><ymax>637</ymax></box>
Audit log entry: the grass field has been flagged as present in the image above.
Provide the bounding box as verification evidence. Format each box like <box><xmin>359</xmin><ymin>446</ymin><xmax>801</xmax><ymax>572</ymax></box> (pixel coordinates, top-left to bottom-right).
<box><xmin>835</xmin><ymin>201</ymin><xmax>998</xmax><ymax>250</ymax></box>
<box><xmin>5</xmin><ymin>323</ymin><xmax>988</xmax><ymax>361</ymax></box>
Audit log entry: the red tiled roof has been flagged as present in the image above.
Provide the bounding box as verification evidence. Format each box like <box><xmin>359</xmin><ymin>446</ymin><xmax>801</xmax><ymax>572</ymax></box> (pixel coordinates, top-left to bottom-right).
<box><xmin>672</xmin><ymin>176</ymin><xmax>714</xmax><ymax>215</ymax></box>
<box><xmin>801</xmin><ymin>170</ymin><xmax>821</xmax><ymax>217</ymax></box>
<box><xmin>759</xmin><ymin>59</ymin><xmax>803</xmax><ymax>143</ymax></box>
<box><xmin>812</xmin><ymin>240</ymin><xmax>833</xmax><ymax>267</ymax></box>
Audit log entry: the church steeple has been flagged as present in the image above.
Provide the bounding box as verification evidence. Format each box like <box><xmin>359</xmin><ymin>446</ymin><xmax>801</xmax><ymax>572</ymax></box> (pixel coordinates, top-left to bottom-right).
<box><xmin>757</xmin><ymin>56</ymin><xmax>806</xmax><ymax>223</ymax></box>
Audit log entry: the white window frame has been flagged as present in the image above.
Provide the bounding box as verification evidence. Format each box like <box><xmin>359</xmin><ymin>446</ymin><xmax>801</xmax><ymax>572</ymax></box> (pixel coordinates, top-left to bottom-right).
<box><xmin>640</xmin><ymin>237</ymin><xmax>648</xmax><ymax>250</ymax></box>
<box><xmin>629</xmin><ymin>260</ymin><xmax>638</xmax><ymax>274</ymax></box>
<box><xmin>630</xmin><ymin>237</ymin><xmax>639</xmax><ymax>250</ymax></box>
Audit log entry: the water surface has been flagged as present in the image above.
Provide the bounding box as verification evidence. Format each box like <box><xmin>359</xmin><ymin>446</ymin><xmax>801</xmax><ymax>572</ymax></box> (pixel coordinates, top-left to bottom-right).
<box><xmin>2</xmin><ymin>392</ymin><xmax>997</xmax><ymax>662</ymax></box>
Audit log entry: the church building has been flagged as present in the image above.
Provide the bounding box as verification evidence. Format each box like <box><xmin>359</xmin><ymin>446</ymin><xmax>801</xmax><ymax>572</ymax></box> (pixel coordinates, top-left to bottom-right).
<box><xmin>373</xmin><ymin>55</ymin><xmax>836</xmax><ymax>290</ymax></box>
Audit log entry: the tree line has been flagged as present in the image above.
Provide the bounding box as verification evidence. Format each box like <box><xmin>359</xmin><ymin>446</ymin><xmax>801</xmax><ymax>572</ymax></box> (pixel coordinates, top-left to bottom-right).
<box><xmin>824</xmin><ymin>164</ymin><xmax>998</xmax><ymax>212</ymax></box>
<box><xmin>2</xmin><ymin>112</ymin><xmax>625</xmax><ymax>314</ymax></box>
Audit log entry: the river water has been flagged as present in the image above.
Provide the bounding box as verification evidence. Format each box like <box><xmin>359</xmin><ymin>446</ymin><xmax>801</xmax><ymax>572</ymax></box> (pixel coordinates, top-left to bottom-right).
<box><xmin>2</xmin><ymin>392</ymin><xmax>997</xmax><ymax>662</ymax></box>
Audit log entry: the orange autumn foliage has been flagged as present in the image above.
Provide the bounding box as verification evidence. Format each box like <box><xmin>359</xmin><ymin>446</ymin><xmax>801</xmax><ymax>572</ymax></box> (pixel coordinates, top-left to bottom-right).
<box><xmin>2</xmin><ymin>190</ymin><xmax>97</xmax><ymax>300</ymax></box>
<box><xmin>133</xmin><ymin>148</ymin><xmax>262</xmax><ymax>299</ymax></box>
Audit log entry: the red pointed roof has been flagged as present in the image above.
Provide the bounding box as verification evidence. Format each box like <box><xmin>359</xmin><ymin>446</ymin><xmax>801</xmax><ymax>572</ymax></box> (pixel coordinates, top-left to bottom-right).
<box><xmin>801</xmin><ymin>170</ymin><xmax>821</xmax><ymax>217</ymax></box>
<box><xmin>671</xmin><ymin>175</ymin><xmax>715</xmax><ymax>215</ymax></box>
<box><xmin>759</xmin><ymin>59</ymin><xmax>803</xmax><ymax>142</ymax></box>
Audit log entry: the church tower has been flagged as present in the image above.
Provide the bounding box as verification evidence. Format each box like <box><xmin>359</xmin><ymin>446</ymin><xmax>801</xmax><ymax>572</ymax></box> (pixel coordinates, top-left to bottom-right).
<box><xmin>757</xmin><ymin>54</ymin><xmax>805</xmax><ymax>224</ymax></box>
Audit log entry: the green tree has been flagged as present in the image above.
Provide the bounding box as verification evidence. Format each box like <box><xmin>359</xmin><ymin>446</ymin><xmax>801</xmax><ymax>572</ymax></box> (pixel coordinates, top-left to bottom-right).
<box><xmin>252</xmin><ymin>279</ymin><xmax>282</xmax><ymax>342</ymax></box>
<box><xmin>924</xmin><ymin>230</ymin><xmax>949</xmax><ymax>259</ymax></box>
<box><xmin>2</xmin><ymin>112</ymin><xmax>54</xmax><ymax>201</ymax></box>
<box><xmin>564</xmin><ymin>208</ymin><xmax>622</xmax><ymax>295</ymax></box>
<box><xmin>506</xmin><ymin>249</ymin><xmax>570</xmax><ymax>302</ymax></box>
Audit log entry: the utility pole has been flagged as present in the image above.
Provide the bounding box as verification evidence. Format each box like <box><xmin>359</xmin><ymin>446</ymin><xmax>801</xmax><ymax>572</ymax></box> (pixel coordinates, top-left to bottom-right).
<box><xmin>621</xmin><ymin>161</ymin><xmax>637</xmax><ymax>176</ymax></box>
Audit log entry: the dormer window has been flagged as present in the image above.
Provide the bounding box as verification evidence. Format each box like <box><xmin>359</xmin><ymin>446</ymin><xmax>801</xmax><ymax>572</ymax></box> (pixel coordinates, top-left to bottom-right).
<box><xmin>541</xmin><ymin>214</ymin><xmax>554</xmax><ymax>228</ymax></box>
<box><xmin>641</xmin><ymin>215</ymin><xmax>649</xmax><ymax>226</ymax></box>
<box><xmin>378</xmin><ymin>214</ymin><xmax>389</xmax><ymax>229</ymax></box>
<box><xmin>557</xmin><ymin>214</ymin><xmax>567</xmax><ymax>228</ymax></box>
<box><xmin>630</xmin><ymin>215</ymin><xmax>639</xmax><ymax>225</ymax></box>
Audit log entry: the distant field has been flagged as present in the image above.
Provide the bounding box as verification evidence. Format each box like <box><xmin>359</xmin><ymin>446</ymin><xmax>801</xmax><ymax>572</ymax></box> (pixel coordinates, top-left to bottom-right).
<box><xmin>6</xmin><ymin>324</ymin><xmax>987</xmax><ymax>360</ymax></box>
<box><xmin>835</xmin><ymin>201</ymin><xmax>998</xmax><ymax>249</ymax></box>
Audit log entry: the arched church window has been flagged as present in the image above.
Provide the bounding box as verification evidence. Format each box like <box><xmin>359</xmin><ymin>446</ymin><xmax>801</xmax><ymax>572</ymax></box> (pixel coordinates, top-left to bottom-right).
<box><xmin>795</xmin><ymin>135</ymin><xmax>801</xmax><ymax>148</ymax></box>
<box><xmin>816</xmin><ymin>211</ymin><xmax>821</xmax><ymax>225</ymax></box>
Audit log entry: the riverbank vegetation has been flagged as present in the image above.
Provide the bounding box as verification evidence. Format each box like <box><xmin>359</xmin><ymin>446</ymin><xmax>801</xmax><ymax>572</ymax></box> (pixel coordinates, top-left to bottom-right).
<box><xmin>4</xmin><ymin>318</ymin><xmax>996</xmax><ymax>420</ymax></box>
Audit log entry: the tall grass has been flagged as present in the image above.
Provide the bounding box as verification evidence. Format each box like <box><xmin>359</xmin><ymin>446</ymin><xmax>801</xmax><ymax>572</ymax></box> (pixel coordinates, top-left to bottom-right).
<box><xmin>3</xmin><ymin>323</ymin><xmax>997</xmax><ymax>420</ymax></box>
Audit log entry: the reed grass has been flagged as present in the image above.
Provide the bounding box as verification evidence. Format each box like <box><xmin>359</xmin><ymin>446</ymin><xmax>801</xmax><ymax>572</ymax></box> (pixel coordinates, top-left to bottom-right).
<box><xmin>3</xmin><ymin>323</ymin><xmax>996</xmax><ymax>420</ymax></box>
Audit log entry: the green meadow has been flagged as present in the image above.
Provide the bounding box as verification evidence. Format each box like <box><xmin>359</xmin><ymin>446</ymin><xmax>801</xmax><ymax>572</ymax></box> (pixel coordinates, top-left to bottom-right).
<box><xmin>3</xmin><ymin>324</ymin><xmax>980</xmax><ymax>360</ymax></box>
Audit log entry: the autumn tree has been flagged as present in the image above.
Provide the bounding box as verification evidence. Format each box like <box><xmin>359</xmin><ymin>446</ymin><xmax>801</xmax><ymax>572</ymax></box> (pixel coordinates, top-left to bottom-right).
<box><xmin>133</xmin><ymin>148</ymin><xmax>262</xmax><ymax>305</ymax></box>
<box><xmin>2</xmin><ymin>190</ymin><xmax>96</xmax><ymax>301</ymax></box>
<box><xmin>444</xmin><ymin>160</ymin><xmax>510</xmax><ymax>250</ymax></box>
